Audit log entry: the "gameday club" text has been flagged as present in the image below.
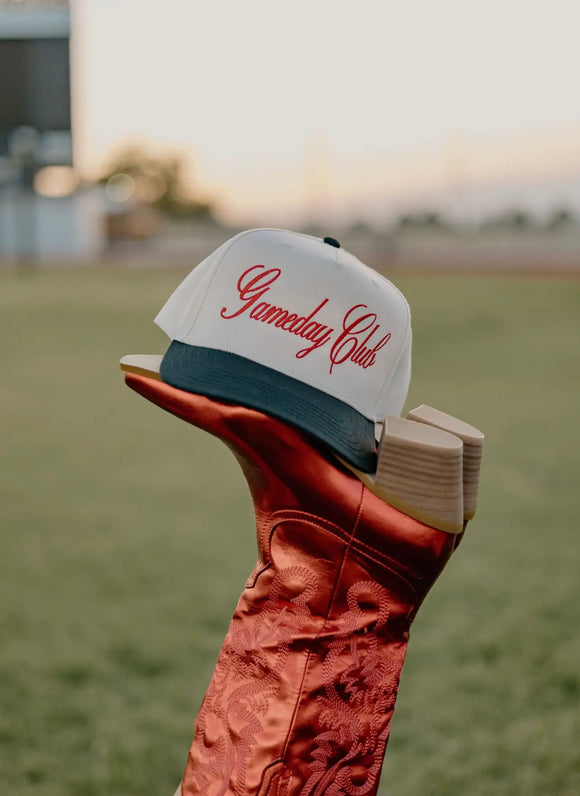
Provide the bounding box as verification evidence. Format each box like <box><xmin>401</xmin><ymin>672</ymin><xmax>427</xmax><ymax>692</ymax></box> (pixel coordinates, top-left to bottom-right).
<box><xmin>220</xmin><ymin>265</ymin><xmax>392</xmax><ymax>374</ymax></box>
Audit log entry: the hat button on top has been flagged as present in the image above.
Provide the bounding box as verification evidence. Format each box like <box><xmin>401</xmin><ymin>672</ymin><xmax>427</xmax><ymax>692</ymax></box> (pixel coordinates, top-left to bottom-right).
<box><xmin>323</xmin><ymin>236</ymin><xmax>341</xmax><ymax>248</ymax></box>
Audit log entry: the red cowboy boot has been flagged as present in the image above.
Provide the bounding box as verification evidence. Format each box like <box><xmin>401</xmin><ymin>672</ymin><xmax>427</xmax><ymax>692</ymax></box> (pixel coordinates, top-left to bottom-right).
<box><xmin>124</xmin><ymin>369</ymin><xmax>482</xmax><ymax>796</ymax></box>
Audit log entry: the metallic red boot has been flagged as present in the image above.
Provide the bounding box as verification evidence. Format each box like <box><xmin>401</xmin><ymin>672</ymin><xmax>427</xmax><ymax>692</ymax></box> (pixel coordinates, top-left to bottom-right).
<box><xmin>124</xmin><ymin>370</ymin><xmax>482</xmax><ymax>796</ymax></box>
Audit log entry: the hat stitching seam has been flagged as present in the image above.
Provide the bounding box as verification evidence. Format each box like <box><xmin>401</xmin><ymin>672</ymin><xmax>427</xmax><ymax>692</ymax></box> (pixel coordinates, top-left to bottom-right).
<box><xmin>180</xmin><ymin>229</ymin><xmax>258</xmax><ymax>340</ymax></box>
<box><xmin>370</xmin><ymin>313</ymin><xmax>412</xmax><ymax>417</ymax></box>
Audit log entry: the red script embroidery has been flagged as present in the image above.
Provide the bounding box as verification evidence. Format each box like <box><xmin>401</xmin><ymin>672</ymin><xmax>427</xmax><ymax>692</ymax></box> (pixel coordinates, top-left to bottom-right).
<box><xmin>220</xmin><ymin>265</ymin><xmax>392</xmax><ymax>374</ymax></box>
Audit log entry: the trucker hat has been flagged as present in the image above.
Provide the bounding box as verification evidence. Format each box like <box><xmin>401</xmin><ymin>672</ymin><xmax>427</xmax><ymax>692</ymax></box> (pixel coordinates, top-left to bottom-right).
<box><xmin>150</xmin><ymin>228</ymin><xmax>411</xmax><ymax>472</ymax></box>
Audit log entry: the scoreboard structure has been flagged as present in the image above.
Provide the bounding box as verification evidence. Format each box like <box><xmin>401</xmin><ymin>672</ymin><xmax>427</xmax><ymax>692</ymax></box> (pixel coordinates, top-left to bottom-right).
<box><xmin>0</xmin><ymin>5</ymin><xmax>72</xmax><ymax>167</ymax></box>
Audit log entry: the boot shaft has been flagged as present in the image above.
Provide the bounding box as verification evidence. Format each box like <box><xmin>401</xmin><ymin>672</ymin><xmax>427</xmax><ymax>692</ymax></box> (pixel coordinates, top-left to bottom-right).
<box><xmin>186</xmin><ymin>503</ymin><xmax>421</xmax><ymax>796</ymax></box>
<box><xmin>125</xmin><ymin>374</ymin><xmax>461</xmax><ymax>796</ymax></box>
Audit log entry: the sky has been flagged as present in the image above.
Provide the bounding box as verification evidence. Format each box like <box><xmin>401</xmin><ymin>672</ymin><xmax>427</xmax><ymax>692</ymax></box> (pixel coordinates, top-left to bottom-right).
<box><xmin>70</xmin><ymin>0</ymin><xmax>580</xmax><ymax>225</ymax></box>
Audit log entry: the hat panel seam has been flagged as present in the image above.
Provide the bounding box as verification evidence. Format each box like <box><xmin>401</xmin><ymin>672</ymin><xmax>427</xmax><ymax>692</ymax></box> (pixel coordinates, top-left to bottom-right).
<box><xmin>371</xmin><ymin>315</ymin><xmax>412</xmax><ymax>417</ymax></box>
<box><xmin>179</xmin><ymin>230</ymin><xmax>258</xmax><ymax>341</ymax></box>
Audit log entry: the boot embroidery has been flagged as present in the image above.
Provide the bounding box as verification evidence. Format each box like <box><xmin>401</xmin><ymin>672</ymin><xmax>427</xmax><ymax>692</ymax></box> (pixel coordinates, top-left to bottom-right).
<box><xmin>183</xmin><ymin>515</ymin><xmax>410</xmax><ymax>795</ymax></box>
<box><xmin>186</xmin><ymin>564</ymin><xmax>318</xmax><ymax>795</ymax></box>
<box><xmin>302</xmin><ymin>581</ymin><xmax>403</xmax><ymax>796</ymax></box>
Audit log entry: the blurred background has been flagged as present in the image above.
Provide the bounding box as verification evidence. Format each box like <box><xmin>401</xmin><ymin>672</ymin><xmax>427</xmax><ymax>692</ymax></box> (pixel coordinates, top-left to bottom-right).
<box><xmin>1</xmin><ymin>1</ymin><xmax>579</xmax><ymax>795</ymax></box>
<box><xmin>1</xmin><ymin>0</ymin><xmax>580</xmax><ymax>268</ymax></box>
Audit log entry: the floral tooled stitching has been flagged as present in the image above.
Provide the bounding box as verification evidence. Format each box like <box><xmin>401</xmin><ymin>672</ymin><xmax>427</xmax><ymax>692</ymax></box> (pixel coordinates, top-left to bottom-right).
<box><xmin>187</xmin><ymin>564</ymin><xmax>319</xmax><ymax>795</ymax></box>
<box><xmin>246</xmin><ymin>559</ymin><xmax>272</xmax><ymax>589</ymax></box>
<box><xmin>301</xmin><ymin>580</ymin><xmax>403</xmax><ymax>796</ymax></box>
<box><xmin>268</xmin><ymin>508</ymin><xmax>419</xmax><ymax>595</ymax></box>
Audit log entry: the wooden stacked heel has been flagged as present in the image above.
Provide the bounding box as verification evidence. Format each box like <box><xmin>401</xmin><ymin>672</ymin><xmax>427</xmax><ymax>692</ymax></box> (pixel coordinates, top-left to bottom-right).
<box><xmin>406</xmin><ymin>405</ymin><xmax>484</xmax><ymax>523</ymax></box>
<box><xmin>356</xmin><ymin>406</ymin><xmax>484</xmax><ymax>535</ymax></box>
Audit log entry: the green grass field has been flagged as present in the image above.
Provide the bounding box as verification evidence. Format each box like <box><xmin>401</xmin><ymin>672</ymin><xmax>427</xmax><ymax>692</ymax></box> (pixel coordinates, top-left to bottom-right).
<box><xmin>1</xmin><ymin>264</ymin><xmax>579</xmax><ymax>795</ymax></box>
